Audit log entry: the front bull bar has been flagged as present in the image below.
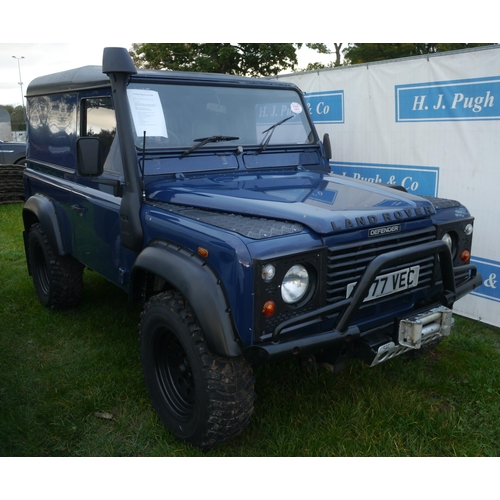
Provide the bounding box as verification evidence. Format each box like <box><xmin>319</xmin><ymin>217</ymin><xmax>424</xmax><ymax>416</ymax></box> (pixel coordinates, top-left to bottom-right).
<box><xmin>244</xmin><ymin>240</ymin><xmax>482</xmax><ymax>364</ymax></box>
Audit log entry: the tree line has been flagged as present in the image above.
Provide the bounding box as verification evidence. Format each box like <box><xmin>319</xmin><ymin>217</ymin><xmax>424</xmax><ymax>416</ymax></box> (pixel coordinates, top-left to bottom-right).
<box><xmin>0</xmin><ymin>105</ymin><xmax>25</xmax><ymax>132</ymax></box>
<box><xmin>2</xmin><ymin>44</ymin><xmax>495</xmax><ymax>131</ymax></box>
<box><xmin>129</xmin><ymin>43</ymin><xmax>495</xmax><ymax>76</ymax></box>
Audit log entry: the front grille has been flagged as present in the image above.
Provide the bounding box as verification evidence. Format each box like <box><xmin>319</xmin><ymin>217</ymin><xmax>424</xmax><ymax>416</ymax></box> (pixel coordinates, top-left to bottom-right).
<box><xmin>255</xmin><ymin>226</ymin><xmax>439</xmax><ymax>343</ymax></box>
<box><xmin>326</xmin><ymin>226</ymin><xmax>437</xmax><ymax>322</ymax></box>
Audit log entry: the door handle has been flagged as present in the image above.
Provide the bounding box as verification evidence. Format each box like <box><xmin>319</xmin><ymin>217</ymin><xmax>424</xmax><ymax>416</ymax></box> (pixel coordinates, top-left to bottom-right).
<box><xmin>71</xmin><ymin>204</ymin><xmax>88</xmax><ymax>216</ymax></box>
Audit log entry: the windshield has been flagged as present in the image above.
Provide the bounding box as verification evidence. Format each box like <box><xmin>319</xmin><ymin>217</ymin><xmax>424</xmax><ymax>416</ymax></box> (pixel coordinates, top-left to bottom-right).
<box><xmin>126</xmin><ymin>82</ymin><xmax>315</xmax><ymax>151</ymax></box>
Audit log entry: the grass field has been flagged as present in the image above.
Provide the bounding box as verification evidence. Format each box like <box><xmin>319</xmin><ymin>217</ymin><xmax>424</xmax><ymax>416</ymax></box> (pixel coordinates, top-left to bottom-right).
<box><xmin>1</xmin><ymin>202</ymin><xmax>500</xmax><ymax>457</ymax></box>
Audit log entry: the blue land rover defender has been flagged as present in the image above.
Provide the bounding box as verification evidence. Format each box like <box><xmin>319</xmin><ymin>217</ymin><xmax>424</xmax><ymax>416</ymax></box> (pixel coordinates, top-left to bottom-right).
<box><xmin>22</xmin><ymin>47</ymin><xmax>482</xmax><ymax>448</ymax></box>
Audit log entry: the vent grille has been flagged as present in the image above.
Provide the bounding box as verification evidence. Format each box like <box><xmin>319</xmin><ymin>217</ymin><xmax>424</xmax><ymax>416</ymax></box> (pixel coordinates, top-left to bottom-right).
<box><xmin>326</xmin><ymin>226</ymin><xmax>437</xmax><ymax>318</ymax></box>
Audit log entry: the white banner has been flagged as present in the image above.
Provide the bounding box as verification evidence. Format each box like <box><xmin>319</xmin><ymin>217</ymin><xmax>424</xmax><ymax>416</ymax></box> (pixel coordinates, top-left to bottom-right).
<box><xmin>276</xmin><ymin>46</ymin><xmax>500</xmax><ymax>327</ymax></box>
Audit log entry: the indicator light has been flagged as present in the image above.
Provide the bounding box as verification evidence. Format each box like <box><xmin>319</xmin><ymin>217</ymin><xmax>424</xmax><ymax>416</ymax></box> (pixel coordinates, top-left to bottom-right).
<box><xmin>262</xmin><ymin>300</ymin><xmax>276</xmax><ymax>317</ymax></box>
<box><xmin>198</xmin><ymin>247</ymin><xmax>209</xmax><ymax>258</ymax></box>
<box><xmin>262</xmin><ymin>264</ymin><xmax>276</xmax><ymax>282</ymax></box>
<box><xmin>460</xmin><ymin>249</ymin><xmax>471</xmax><ymax>263</ymax></box>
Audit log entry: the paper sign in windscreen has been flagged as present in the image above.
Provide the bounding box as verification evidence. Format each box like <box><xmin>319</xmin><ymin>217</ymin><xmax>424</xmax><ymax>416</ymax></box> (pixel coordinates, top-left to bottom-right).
<box><xmin>127</xmin><ymin>89</ymin><xmax>169</xmax><ymax>138</ymax></box>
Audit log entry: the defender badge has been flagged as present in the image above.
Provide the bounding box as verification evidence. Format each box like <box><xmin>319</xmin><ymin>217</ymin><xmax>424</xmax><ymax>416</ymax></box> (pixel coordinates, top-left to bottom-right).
<box><xmin>369</xmin><ymin>224</ymin><xmax>402</xmax><ymax>237</ymax></box>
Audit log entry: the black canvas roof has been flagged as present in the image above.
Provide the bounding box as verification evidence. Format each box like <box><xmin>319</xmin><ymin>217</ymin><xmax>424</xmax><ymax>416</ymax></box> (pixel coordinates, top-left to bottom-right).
<box><xmin>27</xmin><ymin>66</ymin><xmax>110</xmax><ymax>96</ymax></box>
<box><xmin>27</xmin><ymin>65</ymin><xmax>297</xmax><ymax>97</ymax></box>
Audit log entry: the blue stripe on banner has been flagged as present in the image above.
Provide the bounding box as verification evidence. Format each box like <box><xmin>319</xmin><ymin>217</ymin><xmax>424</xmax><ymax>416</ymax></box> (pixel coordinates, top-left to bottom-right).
<box><xmin>304</xmin><ymin>91</ymin><xmax>344</xmax><ymax>124</ymax></box>
<box><xmin>470</xmin><ymin>257</ymin><xmax>500</xmax><ymax>303</ymax></box>
<box><xmin>396</xmin><ymin>76</ymin><xmax>500</xmax><ymax>122</ymax></box>
<box><xmin>330</xmin><ymin>161</ymin><xmax>439</xmax><ymax>197</ymax></box>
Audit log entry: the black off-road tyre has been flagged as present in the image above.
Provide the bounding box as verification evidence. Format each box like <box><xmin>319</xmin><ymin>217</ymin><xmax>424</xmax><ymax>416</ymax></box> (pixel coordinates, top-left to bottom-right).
<box><xmin>27</xmin><ymin>223</ymin><xmax>84</xmax><ymax>310</ymax></box>
<box><xmin>0</xmin><ymin>164</ymin><xmax>26</xmax><ymax>203</ymax></box>
<box><xmin>139</xmin><ymin>291</ymin><xmax>256</xmax><ymax>449</ymax></box>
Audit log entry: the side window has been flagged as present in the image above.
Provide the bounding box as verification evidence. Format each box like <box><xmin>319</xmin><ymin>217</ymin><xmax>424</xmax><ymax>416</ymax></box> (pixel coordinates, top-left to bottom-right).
<box><xmin>28</xmin><ymin>93</ymin><xmax>77</xmax><ymax>167</ymax></box>
<box><xmin>81</xmin><ymin>97</ymin><xmax>116</xmax><ymax>164</ymax></box>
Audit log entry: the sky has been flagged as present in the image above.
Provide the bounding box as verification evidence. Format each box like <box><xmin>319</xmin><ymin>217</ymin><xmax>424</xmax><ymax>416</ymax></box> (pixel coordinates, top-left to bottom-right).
<box><xmin>0</xmin><ymin>2</ymin><xmax>493</xmax><ymax>107</ymax></box>
<box><xmin>1</xmin><ymin>42</ymin><xmax>132</xmax><ymax>106</ymax></box>
<box><xmin>0</xmin><ymin>43</ymin><xmax>339</xmax><ymax>107</ymax></box>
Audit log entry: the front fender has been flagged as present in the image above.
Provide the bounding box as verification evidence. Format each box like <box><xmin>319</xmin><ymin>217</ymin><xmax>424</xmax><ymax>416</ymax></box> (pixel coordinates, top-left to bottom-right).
<box><xmin>130</xmin><ymin>240</ymin><xmax>243</xmax><ymax>357</ymax></box>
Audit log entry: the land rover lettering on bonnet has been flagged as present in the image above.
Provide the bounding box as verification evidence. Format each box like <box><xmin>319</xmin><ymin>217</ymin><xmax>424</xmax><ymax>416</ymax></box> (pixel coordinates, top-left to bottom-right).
<box><xmin>22</xmin><ymin>47</ymin><xmax>482</xmax><ymax>449</ymax></box>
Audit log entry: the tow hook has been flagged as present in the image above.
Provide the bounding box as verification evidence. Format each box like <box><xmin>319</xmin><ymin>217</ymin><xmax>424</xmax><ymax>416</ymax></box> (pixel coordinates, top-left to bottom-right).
<box><xmin>300</xmin><ymin>355</ymin><xmax>318</xmax><ymax>377</ymax></box>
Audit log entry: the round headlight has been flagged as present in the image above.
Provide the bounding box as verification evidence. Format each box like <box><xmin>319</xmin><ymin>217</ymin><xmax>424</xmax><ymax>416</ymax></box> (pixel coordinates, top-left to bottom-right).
<box><xmin>442</xmin><ymin>233</ymin><xmax>453</xmax><ymax>250</ymax></box>
<box><xmin>281</xmin><ymin>264</ymin><xmax>310</xmax><ymax>304</ymax></box>
<box><xmin>442</xmin><ymin>232</ymin><xmax>456</xmax><ymax>258</ymax></box>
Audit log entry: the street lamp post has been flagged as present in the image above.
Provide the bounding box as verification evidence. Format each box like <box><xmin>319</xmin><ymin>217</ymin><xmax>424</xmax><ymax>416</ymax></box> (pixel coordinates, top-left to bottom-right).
<box><xmin>12</xmin><ymin>55</ymin><xmax>25</xmax><ymax>110</ymax></box>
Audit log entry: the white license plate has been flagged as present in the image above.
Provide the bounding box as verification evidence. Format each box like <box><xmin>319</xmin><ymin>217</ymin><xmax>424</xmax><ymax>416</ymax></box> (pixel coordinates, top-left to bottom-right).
<box><xmin>346</xmin><ymin>265</ymin><xmax>420</xmax><ymax>302</ymax></box>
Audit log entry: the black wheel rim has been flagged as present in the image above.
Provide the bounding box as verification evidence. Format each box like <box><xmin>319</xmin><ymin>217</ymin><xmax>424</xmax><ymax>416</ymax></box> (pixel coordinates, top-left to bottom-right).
<box><xmin>154</xmin><ymin>327</ymin><xmax>195</xmax><ymax>419</ymax></box>
<box><xmin>32</xmin><ymin>240</ymin><xmax>50</xmax><ymax>296</ymax></box>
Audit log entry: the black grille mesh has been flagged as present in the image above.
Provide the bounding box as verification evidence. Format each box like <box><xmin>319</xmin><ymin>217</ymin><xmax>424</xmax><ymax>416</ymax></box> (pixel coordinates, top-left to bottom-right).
<box><xmin>326</xmin><ymin>226</ymin><xmax>437</xmax><ymax>316</ymax></box>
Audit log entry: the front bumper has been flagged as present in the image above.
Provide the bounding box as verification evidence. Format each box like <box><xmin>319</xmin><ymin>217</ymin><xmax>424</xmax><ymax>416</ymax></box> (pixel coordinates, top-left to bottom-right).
<box><xmin>244</xmin><ymin>240</ymin><xmax>482</xmax><ymax>365</ymax></box>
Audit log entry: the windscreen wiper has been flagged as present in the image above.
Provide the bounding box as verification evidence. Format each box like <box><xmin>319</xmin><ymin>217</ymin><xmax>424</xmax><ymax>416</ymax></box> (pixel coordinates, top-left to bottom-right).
<box><xmin>260</xmin><ymin>115</ymin><xmax>294</xmax><ymax>152</ymax></box>
<box><xmin>182</xmin><ymin>135</ymin><xmax>239</xmax><ymax>157</ymax></box>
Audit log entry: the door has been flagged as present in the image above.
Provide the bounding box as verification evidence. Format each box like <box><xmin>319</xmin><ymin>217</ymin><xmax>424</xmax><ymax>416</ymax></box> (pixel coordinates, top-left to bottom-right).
<box><xmin>71</xmin><ymin>95</ymin><xmax>125</xmax><ymax>285</ymax></box>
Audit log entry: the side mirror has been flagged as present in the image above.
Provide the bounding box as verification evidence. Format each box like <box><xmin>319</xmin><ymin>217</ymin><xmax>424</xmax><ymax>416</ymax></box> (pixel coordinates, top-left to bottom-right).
<box><xmin>323</xmin><ymin>133</ymin><xmax>332</xmax><ymax>160</ymax></box>
<box><xmin>76</xmin><ymin>137</ymin><xmax>103</xmax><ymax>177</ymax></box>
